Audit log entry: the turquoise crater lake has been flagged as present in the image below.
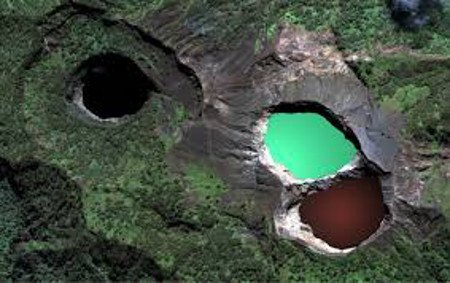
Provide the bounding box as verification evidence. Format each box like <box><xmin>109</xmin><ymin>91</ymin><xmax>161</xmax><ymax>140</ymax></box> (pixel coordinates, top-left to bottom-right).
<box><xmin>264</xmin><ymin>113</ymin><xmax>357</xmax><ymax>180</ymax></box>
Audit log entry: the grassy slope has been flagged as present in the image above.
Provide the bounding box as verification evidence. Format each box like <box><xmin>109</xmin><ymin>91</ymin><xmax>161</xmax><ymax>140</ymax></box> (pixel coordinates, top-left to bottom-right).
<box><xmin>0</xmin><ymin>0</ymin><xmax>449</xmax><ymax>281</ymax></box>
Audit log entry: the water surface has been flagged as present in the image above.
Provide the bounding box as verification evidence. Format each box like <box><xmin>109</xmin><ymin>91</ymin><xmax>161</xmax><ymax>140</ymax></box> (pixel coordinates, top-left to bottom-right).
<box><xmin>264</xmin><ymin>113</ymin><xmax>357</xmax><ymax>179</ymax></box>
<box><xmin>299</xmin><ymin>176</ymin><xmax>386</xmax><ymax>249</ymax></box>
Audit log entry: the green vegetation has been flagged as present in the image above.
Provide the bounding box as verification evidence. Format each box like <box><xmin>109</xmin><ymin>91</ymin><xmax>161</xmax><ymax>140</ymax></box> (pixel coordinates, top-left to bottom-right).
<box><xmin>106</xmin><ymin>0</ymin><xmax>166</xmax><ymax>22</ymax></box>
<box><xmin>2</xmin><ymin>158</ymin><xmax>449</xmax><ymax>281</ymax></box>
<box><xmin>382</xmin><ymin>85</ymin><xmax>431</xmax><ymax>113</ymax></box>
<box><xmin>20</xmin><ymin>17</ymin><xmax>201</xmax><ymax>275</ymax></box>
<box><xmin>184</xmin><ymin>164</ymin><xmax>227</xmax><ymax>202</ymax></box>
<box><xmin>22</xmin><ymin>16</ymin><xmax>182</xmax><ymax>186</ymax></box>
<box><xmin>422</xmin><ymin>159</ymin><xmax>450</xmax><ymax>223</ymax></box>
<box><xmin>0</xmin><ymin>16</ymin><xmax>39</xmax><ymax>160</ymax></box>
<box><xmin>274</xmin><ymin>228</ymin><xmax>450</xmax><ymax>282</ymax></box>
<box><xmin>3</xmin><ymin>0</ymin><xmax>449</xmax><ymax>56</ymax></box>
<box><xmin>0</xmin><ymin>160</ymin><xmax>167</xmax><ymax>281</ymax></box>
<box><xmin>0</xmin><ymin>180</ymin><xmax>22</xmax><ymax>280</ymax></box>
<box><xmin>0</xmin><ymin>0</ymin><xmax>62</xmax><ymax>18</ymax></box>
<box><xmin>354</xmin><ymin>55</ymin><xmax>450</xmax><ymax>143</ymax></box>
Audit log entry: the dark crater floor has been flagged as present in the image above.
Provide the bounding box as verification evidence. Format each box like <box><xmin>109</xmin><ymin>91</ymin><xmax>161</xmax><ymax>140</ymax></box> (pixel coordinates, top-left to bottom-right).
<box><xmin>78</xmin><ymin>53</ymin><xmax>155</xmax><ymax>119</ymax></box>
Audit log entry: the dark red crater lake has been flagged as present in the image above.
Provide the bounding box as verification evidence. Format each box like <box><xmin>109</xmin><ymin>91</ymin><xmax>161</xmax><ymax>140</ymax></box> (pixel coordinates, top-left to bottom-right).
<box><xmin>299</xmin><ymin>176</ymin><xmax>387</xmax><ymax>249</ymax></box>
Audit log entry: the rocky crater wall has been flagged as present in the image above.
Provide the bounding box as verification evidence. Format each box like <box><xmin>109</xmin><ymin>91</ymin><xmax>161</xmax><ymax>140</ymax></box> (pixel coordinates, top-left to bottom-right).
<box><xmin>161</xmin><ymin>24</ymin><xmax>443</xmax><ymax>254</ymax></box>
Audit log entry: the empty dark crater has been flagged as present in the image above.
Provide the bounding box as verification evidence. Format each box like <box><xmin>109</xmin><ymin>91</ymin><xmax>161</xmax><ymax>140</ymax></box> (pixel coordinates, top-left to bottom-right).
<box><xmin>77</xmin><ymin>53</ymin><xmax>155</xmax><ymax>119</ymax></box>
<box><xmin>299</xmin><ymin>176</ymin><xmax>388</xmax><ymax>249</ymax></box>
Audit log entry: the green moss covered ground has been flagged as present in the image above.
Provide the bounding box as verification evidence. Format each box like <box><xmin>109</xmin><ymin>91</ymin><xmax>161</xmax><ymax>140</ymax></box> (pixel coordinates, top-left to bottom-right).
<box><xmin>0</xmin><ymin>0</ymin><xmax>449</xmax><ymax>281</ymax></box>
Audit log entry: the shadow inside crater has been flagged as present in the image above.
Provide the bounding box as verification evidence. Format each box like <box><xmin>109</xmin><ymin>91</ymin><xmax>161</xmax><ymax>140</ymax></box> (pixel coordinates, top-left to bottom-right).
<box><xmin>75</xmin><ymin>53</ymin><xmax>155</xmax><ymax>119</ymax></box>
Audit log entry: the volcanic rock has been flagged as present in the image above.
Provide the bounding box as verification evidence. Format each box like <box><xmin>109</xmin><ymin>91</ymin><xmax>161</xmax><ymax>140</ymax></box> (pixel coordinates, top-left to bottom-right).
<box><xmin>142</xmin><ymin>16</ymin><xmax>443</xmax><ymax>254</ymax></box>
